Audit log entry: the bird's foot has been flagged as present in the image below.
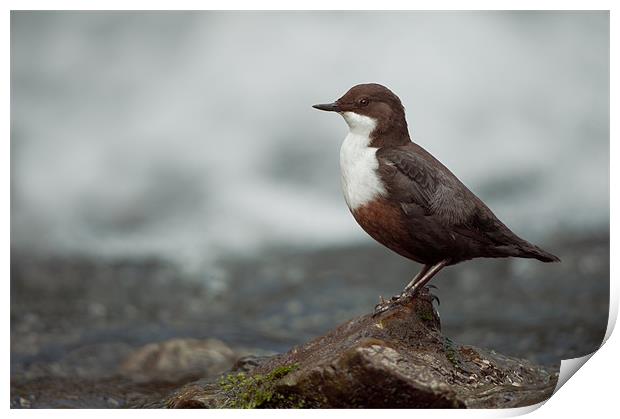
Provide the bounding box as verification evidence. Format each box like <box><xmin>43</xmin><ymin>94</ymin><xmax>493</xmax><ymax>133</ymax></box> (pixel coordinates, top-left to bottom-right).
<box><xmin>409</xmin><ymin>287</ymin><xmax>441</xmax><ymax>309</ymax></box>
<box><xmin>373</xmin><ymin>291</ymin><xmax>412</xmax><ymax>316</ymax></box>
<box><xmin>373</xmin><ymin>296</ymin><xmax>392</xmax><ymax>316</ymax></box>
<box><xmin>373</xmin><ymin>286</ymin><xmax>440</xmax><ymax>316</ymax></box>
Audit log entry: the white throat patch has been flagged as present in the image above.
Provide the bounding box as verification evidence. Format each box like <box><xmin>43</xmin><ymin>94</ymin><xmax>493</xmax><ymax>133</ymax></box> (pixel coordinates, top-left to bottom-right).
<box><xmin>339</xmin><ymin>112</ymin><xmax>386</xmax><ymax>210</ymax></box>
<box><xmin>342</xmin><ymin>111</ymin><xmax>377</xmax><ymax>136</ymax></box>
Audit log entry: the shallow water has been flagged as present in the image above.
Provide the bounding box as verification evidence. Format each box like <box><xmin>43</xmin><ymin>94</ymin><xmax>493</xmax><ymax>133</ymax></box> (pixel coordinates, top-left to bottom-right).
<box><xmin>10</xmin><ymin>230</ymin><xmax>608</xmax><ymax>407</ymax></box>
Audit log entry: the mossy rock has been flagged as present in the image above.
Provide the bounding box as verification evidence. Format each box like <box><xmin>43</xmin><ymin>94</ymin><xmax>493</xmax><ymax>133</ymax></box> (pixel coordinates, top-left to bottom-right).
<box><xmin>166</xmin><ymin>289</ymin><xmax>558</xmax><ymax>408</ymax></box>
<box><xmin>218</xmin><ymin>364</ymin><xmax>306</xmax><ymax>408</ymax></box>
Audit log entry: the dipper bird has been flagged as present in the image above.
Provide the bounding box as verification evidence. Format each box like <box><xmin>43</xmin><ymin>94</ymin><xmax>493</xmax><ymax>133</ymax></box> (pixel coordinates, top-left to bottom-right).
<box><xmin>313</xmin><ymin>83</ymin><xmax>559</xmax><ymax>312</ymax></box>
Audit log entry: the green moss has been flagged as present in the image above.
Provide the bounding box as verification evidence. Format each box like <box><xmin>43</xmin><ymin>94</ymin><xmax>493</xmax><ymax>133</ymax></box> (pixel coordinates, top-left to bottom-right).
<box><xmin>444</xmin><ymin>338</ymin><xmax>461</xmax><ymax>367</ymax></box>
<box><xmin>418</xmin><ymin>307</ymin><xmax>435</xmax><ymax>322</ymax></box>
<box><xmin>218</xmin><ymin>364</ymin><xmax>304</xmax><ymax>408</ymax></box>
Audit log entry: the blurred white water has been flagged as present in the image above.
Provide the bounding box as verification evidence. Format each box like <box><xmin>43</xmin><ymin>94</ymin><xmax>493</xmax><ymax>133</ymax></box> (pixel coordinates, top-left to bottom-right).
<box><xmin>11</xmin><ymin>11</ymin><xmax>609</xmax><ymax>269</ymax></box>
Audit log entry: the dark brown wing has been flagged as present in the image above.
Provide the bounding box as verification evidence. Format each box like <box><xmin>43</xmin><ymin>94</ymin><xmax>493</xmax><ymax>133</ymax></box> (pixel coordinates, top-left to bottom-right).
<box><xmin>376</xmin><ymin>143</ymin><xmax>479</xmax><ymax>225</ymax></box>
<box><xmin>376</xmin><ymin>142</ymin><xmax>529</xmax><ymax>252</ymax></box>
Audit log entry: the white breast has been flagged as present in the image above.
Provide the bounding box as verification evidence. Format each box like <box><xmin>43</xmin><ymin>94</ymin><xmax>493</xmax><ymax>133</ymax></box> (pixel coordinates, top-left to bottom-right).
<box><xmin>339</xmin><ymin>112</ymin><xmax>386</xmax><ymax>210</ymax></box>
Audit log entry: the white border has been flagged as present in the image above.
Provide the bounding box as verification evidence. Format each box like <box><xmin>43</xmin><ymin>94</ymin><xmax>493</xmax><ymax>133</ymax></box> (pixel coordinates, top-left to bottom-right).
<box><xmin>2</xmin><ymin>0</ymin><xmax>618</xmax><ymax>11</ymax></box>
<box><xmin>4</xmin><ymin>1</ymin><xmax>616</xmax><ymax>418</ymax></box>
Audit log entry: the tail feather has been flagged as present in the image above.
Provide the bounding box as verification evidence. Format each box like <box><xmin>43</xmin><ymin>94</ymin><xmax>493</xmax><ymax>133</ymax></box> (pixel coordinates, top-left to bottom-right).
<box><xmin>519</xmin><ymin>244</ymin><xmax>561</xmax><ymax>263</ymax></box>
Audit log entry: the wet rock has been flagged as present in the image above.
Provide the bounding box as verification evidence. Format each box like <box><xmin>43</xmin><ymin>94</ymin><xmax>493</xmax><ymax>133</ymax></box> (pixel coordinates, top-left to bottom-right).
<box><xmin>119</xmin><ymin>338</ymin><xmax>238</xmax><ymax>382</ymax></box>
<box><xmin>166</xmin><ymin>290</ymin><xmax>558</xmax><ymax>408</ymax></box>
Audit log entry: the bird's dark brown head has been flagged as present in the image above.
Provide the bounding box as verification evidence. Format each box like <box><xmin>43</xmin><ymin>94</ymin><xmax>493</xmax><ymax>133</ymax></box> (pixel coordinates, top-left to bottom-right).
<box><xmin>313</xmin><ymin>83</ymin><xmax>411</xmax><ymax>147</ymax></box>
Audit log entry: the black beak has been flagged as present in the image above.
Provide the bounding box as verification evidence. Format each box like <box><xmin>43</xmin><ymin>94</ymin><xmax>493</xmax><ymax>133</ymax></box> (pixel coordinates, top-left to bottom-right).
<box><xmin>312</xmin><ymin>102</ymin><xmax>341</xmax><ymax>112</ymax></box>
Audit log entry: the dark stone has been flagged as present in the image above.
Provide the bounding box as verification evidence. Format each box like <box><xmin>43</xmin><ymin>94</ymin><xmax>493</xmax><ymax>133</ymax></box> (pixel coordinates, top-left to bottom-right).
<box><xmin>166</xmin><ymin>289</ymin><xmax>558</xmax><ymax>408</ymax></box>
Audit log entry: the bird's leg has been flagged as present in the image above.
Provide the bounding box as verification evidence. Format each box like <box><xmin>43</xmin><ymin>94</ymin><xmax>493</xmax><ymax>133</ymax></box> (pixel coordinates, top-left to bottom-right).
<box><xmin>402</xmin><ymin>264</ymin><xmax>432</xmax><ymax>295</ymax></box>
<box><xmin>405</xmin><ymin>259</ymin><xmax>449</xmax><ymax>298</ymax></box>
<box><xmin>373</xmin><ymin>261</ymin><xmax>448</xmax><ymax>315</ymax></box>
<box><xmin>374</xmin><ymin>264</ymin><xmax>432</xmax><ymax>315</ymax></box>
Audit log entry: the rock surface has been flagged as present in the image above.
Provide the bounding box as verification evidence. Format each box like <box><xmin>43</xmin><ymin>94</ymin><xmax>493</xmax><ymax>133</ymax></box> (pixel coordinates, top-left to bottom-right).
<box><xmin>119</xmin><ymin>338</ymin><xmax>238</xmax><ymax>383</ymax></box>
<box><xmin>165</xmin><ymin>290</ymin><xmax>558</xmax><ymax>408</ymax></box>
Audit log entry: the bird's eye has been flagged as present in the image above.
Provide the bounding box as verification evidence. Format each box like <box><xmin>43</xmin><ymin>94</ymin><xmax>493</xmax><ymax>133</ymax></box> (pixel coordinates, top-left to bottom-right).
<box><xmin>359</xmin><ymin>98</ymin><xmax>369</xmax><ymax>106</ymax></box>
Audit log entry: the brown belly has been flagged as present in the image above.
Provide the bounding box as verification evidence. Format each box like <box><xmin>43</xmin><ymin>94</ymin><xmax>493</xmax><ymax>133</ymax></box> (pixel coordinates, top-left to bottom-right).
<box><xmin>351</xmin><ymin>198</ymin><xmax>425</xmax><ymax>263</ymax></box>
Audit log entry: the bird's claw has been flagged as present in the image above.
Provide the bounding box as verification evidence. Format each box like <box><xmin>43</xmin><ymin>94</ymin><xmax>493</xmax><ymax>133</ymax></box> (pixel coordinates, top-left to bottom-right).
<box><xmin>374</xmin><ymin>285</ymin><xmax>441</xmax><ymax>316</ymax></box>
<box><xmin>374</xmin><ymin>295</ymin><xmax>389</xmax><ymax>312</ymax></box>
<box><xmin>374</xmin><ymin>294</ymin><xmax>399</xmax><ymax>315</ymax></box>
<box><xmin>373</xmin><ymin>301</ymin><xmax>389</xmax><ymax>316</ymax></box>
<box><xmin>374</xmin><ymin>292</ymin><xmax>410</xmax><ymax>316</ymax></box>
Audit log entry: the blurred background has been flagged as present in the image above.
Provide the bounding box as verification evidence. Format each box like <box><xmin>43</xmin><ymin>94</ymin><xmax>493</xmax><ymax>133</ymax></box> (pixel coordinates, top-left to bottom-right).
<box><xmin>11</xmin><ymin>11</ymin><xmax>609</xmax><ymax>407</ymax></box>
